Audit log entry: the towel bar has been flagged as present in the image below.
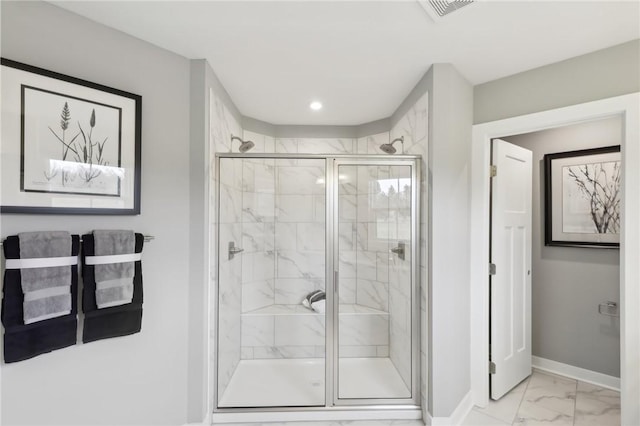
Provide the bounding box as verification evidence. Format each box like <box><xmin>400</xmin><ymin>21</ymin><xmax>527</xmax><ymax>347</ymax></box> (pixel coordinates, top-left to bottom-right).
<box><xmin>0</xmin><ymin>234</ymin><xmax>155</xmax><ymax>246</ymax></box>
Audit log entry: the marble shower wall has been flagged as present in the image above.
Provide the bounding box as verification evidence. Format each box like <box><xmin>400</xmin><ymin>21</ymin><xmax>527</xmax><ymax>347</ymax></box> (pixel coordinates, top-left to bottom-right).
<box><xmin>235</xmin><ymin>132</ymin><xmax>418</xmax><ymax>366</ymax></box>
<box><xmin>240</xmin><ymin>158</ymin><xmax>276</xmax><ymax>314</ymax></box>
<box><xmin>210</xmin><ymin>89</ymin><xmax>244</xmax><ymax>400</ymax></box>
<box><xmin>241</xmin><ymin>132</ymin><xmax>391</xmax><ymax>156</ymax></box>
<box><xmin>387</xmin><ymin>165</ymin><xmax>413</xmax><ymax>391</ymax></box>
<box><xmin>338</xmin><ymin>164</ymin><xmax>392</xmax><ymax>358</ymax></box>
<box><xmin>240</xmin><ymin>158</ymin><xmax>327</xmax><ymax>359</ymax></box>
<box><xmin>346</xmin><ymin>163</ymin><xmax>413</xmax><ymax>371</ymax></box>
<box><xmin>390</xmin><ymin>92</ymin><xmax>428</xmax><ymax>409</ymax></box>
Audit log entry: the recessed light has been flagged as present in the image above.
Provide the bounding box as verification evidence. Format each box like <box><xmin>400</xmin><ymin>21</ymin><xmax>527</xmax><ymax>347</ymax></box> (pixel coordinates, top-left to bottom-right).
<box><xmin>310</xmin><ymin>101</ymin><xmax>323</xmax><ymax>111</ymax></box>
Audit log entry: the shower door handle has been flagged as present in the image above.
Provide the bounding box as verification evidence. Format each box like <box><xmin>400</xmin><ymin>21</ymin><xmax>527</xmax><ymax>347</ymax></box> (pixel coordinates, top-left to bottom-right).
<box><xmin>334</xmin><ymin>271</ymin><xmax>339</xmax><ymax>295</ymax></box>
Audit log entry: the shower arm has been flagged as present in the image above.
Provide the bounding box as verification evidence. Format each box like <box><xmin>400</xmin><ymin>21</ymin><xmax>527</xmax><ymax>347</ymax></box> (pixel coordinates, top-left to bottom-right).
<box><xmin>390</xmin><ymin>136</ymin><xmax>404</xmax><ymax>146</ymax></box>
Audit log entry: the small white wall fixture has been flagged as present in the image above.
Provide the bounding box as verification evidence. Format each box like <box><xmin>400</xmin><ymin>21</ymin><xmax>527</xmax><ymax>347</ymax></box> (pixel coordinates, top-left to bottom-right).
<box><xmin>470</xmin><ymin>93</ymin><xmax>640</xmax><ymax>425</ymax></box>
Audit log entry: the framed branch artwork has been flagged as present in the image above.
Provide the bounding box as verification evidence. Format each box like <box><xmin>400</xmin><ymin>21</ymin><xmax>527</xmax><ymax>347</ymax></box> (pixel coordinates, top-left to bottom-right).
<box><xmin>544</xmin><ymin>145</ymin><xmax>620</xmax><ymax>248</ymax></box>
<box><xmin>1</xmin><ymin>58</ymin><xmax>141</xmax><ymax>214</ymax></box>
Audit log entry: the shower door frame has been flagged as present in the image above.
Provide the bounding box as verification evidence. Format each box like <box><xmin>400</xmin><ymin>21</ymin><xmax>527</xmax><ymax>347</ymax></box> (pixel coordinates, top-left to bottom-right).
<box><xmin>213</xmin><ymin>153</ymin><xmax>421</xmax><ymax>414</ymax></box>
<box><xmin>329</xmin><ymin>157</ymin><xmax>420</xmax><ymax>408</ymax></box>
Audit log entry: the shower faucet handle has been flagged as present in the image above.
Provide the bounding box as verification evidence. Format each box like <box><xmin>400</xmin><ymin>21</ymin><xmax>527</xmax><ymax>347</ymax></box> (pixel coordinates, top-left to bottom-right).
<box><xmin>228</xmin><ymin>241</ymin><xmax>244</xmax><ymax>260</ymax></box>
<box><xmin>390</xmin><ymin>242</ymin><xmax>406</xmax><ymax>261</ymax></box>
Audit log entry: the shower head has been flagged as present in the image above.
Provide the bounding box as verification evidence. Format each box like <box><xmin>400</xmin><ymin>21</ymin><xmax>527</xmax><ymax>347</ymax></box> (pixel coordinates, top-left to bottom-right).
<box><xmin>380</xmin><ymin>143</ymin><xmax>397</xmax><ymax>154</ymax></box>
<box><xmin>380</xmin><ymin>136</ymin><xmax>404</xmax><ymax>155</ymax></box>
<box><xmin>238</xmin><ymin>140</ymin><xmax>255</xmax><ymax>153</ymax></box>
<box><xmin>231</xmin><ymin>135</ymin><xmax>255</xmax><ymax>153</ymax></box>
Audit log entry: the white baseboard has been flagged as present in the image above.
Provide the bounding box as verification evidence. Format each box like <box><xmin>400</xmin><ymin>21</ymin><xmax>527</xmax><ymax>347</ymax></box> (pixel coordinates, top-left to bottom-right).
<box><xmin>426</xmin><ymin>391</ymin><xmax>473</xmax><ymax>426</ymax></box>
<box><xmin>212</xmin><ymin>408</ymin><xmax>422</xmax><ymax>423</ymax></box>
<box><xmin>182</xmin><ymin>410</ymin><xmax>211</xmax><ymax>426</ymax></box>
<box><xmin>532</xmin><ymin>356</ymin><xmax>620</xmax><ymax>391</ymax></box>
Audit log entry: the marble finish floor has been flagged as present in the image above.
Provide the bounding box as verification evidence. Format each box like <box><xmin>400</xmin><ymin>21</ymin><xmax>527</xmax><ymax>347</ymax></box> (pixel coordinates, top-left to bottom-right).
<box><xmin>462</xmin><ymin>370</ymin><xmax>620</xmax><ymax>426</ymax></box>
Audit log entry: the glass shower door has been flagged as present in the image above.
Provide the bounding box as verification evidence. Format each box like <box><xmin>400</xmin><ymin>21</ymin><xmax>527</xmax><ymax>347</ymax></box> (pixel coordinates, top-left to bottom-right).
<box><xmin>334</xmin><ymin>161</ymin><xmax>415</xmax><ymax>402</ymax></box>
<box><xmin>216</xmin><ymin>157</ymin><xmax>327</xmax><ymax>408</ymax></box>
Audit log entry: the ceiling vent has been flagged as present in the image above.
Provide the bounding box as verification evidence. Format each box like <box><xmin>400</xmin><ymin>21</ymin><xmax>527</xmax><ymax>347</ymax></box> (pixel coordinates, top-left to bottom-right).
<box><xmin>418</xmin><ymin>0</ymin><xmax>475</xmax><ymax>21</ymax></box>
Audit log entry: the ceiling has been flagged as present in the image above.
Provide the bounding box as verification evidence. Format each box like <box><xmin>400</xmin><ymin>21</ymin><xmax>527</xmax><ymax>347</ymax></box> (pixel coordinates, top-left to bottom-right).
<box><xmin>50</xmin><ymin>1</ymin><xmax>639</xmax><ymax>126</ymax></box>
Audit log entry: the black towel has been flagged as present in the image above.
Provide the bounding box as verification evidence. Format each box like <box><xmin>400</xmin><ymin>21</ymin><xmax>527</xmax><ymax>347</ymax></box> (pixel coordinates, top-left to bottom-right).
<box><xmin>81</xmin><ymin>233</ymin><xmax>144</xmax><ymax>343</ymax></box>
<box><xmin>1</xmin><ymin>235</ymin><xmax>79</xmax><ymax>363</ymax></box>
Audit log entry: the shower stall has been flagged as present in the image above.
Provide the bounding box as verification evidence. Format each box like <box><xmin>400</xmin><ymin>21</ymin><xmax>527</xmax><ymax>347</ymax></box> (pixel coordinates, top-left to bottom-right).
<box><xmin>214</xmin><ymin>153</ymin><xmax>420</xmax><ymax>415</ymax></box>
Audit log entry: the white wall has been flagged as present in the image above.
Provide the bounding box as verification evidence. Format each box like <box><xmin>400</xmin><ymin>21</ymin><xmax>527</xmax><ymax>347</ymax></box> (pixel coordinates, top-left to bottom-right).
<box><xmin>503</xmin><ymin>117</ymin><xmax>621</xmax><ymax>377</ymax></box>
<box><xmin>1</xmin><ymin>1</ymin><xmax>190</xmax><ymax>425</ymax></box>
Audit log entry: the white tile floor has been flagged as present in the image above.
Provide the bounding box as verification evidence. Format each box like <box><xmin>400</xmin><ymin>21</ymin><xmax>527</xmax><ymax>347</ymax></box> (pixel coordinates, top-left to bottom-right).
<box><xmin>217</xmin><ymin>369</ymin><xmax>620</xmax><ymax>426</ymax></box>
<box><xmin>219</xmin><ymin>357</ymin><xmax>411</xmax><ymax>407</ymax></box>
<box><xmin>462</xmin><ymin>370</ymin><xmax>620</xmax><ymax>426</ymax></box>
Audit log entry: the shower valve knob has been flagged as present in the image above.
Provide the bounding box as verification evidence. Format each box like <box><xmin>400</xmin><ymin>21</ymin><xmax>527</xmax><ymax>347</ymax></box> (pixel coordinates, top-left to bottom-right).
<box><xmin>228</xmin><ymin>241</ymin><xmax>244</xmax><ymax>260</ymax></box>
<box><xmin>390</xmin><ymin>242</ymin><xmax>406</xmax><ymax>260</ymax></box>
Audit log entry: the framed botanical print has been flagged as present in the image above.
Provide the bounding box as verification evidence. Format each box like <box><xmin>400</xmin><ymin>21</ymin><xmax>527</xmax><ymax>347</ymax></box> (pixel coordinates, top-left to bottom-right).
<box><xmin>1</xmin><ymin>58</ymin><xmax>141</xmax><ymax>214</ymax></box>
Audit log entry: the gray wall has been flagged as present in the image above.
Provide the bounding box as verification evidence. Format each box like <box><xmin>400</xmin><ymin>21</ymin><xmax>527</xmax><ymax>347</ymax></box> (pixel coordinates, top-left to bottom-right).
<box><xmin>474</xmin><ymin>40</ymin><xmax>640</xmax><ymax>124</ymax></box>
<box><xmin>503</xmin><ymin>117</ymin><xmax>621</xmax><ymax>377</ymax></box>
<box><xmin>187</xmin><ymin>59</ymin><xmax>208</xmax><ymax>424</ymax></box>
<box><xmin>426</xmin><ymin>64</ymin><xmax>474</xmax><ymax>417</ymax></box>
<box><xmin>1</xmin><ymin>2</ymin><xmax>191</xmax><ymax>424</ymax></box>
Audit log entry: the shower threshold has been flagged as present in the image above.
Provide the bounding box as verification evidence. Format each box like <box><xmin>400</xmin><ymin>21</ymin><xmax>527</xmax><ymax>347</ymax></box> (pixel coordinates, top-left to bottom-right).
<box><xmin>218</xmin><ymin>357</ymin><xmax>411</xmax><ymax>408</ymax></box>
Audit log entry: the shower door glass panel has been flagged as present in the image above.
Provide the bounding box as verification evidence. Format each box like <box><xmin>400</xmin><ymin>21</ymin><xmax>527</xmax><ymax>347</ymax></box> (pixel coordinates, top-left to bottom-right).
<box><xmin>217</xmin><ymin>157</ymin><xmax>326</xmax><ymax>408</ymax></box>
<box><xmin>336</xmin><ymin>163</ymin><xmax>413</xmax><ymax>400</ymax></box>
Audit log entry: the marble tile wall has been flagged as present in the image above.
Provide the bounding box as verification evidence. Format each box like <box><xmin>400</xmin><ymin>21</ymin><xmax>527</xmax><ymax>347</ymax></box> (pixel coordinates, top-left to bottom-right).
<box><xmin>352</xmin><ymin>165</ymin><xmax>392</xmax><ymax>314</ymax></box>
<box><xmin>240</xmin><ymin>158</ymin><xmax>276</xmax><ymax>313</ymax></box>
<box><xmin>241</xmin><ymin>159</ymin><xmax>328</xmax><ymax>359</ymax></box>
<box><xmin>356</xmin><ymin>132</ymin><xmax>391</xmax><ymax>155</ymax></box>
<box><xmin>388</xmin><ymin>165</ymin><xmax>413</xmax><ymax>391</ymax></box>
<box><xmin>274</xmin><ymin>137</ymin><xmax>356</xmax><ymax>155</ymax></box>
<box><xmin>390</xmin><ymin>92</ymin><xmax>428</xmax><ymax>405</ymax></box>
<box><xmin>239</xmin><ymin>130</ymin><xmax>275</xmax><ymax>154</ymax></box>
<box><xmin>338</xmin><ymin>164</ymin><xmax>392</xmax><ymax>359</ymax></box>
<box><xmin>233</xmin><ymin>136</ymin><xmax>417</xmax><ymax>367</ymax></box>
<box><xmin>211</xmin><ymin>89</ymin><xmax>244</xmax><ymax>400</ymax></box>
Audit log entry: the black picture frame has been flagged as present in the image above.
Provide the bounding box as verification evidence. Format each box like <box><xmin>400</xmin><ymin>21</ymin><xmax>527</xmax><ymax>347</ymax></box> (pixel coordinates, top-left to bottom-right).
<box><xmin>1</xmin><ymin>58</ymin><xmax>141</xmax><ymax>215</ymax></box>
<box><xmin>544</xmin><ymin>145</ymin><xmax>620</xmax><ymax>248</ymax></box>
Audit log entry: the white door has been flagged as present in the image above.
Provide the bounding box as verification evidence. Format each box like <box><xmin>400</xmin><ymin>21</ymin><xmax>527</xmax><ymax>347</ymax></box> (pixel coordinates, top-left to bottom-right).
<box><xmin>490</xmin><ymin>139</ymin><xmax>533</xmax><ymax>400</ymax></box>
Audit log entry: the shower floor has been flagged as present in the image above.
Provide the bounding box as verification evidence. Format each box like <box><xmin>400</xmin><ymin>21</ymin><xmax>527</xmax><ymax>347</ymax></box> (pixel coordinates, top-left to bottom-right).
<box><xmin>218</xmin><ymin>357</ymin><xmax>411</xmax><ymax>407</ymax></box>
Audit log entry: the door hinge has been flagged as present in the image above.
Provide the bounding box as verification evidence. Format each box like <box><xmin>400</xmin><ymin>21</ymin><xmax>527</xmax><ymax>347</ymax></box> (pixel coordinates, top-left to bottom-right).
<box><xmin>489</xmin><ymin>361</ymin><xmax>496</xmax><ymax>374</ymax></box>
<box><xmin>489</xmin><ymin>263</ymin><xmax>496</xmax><ymax>275</ymax></box>
<box><xmin>490</xmin><ymin>165</ymin><xmax>497</xmax><ymax>178</ymax></box>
